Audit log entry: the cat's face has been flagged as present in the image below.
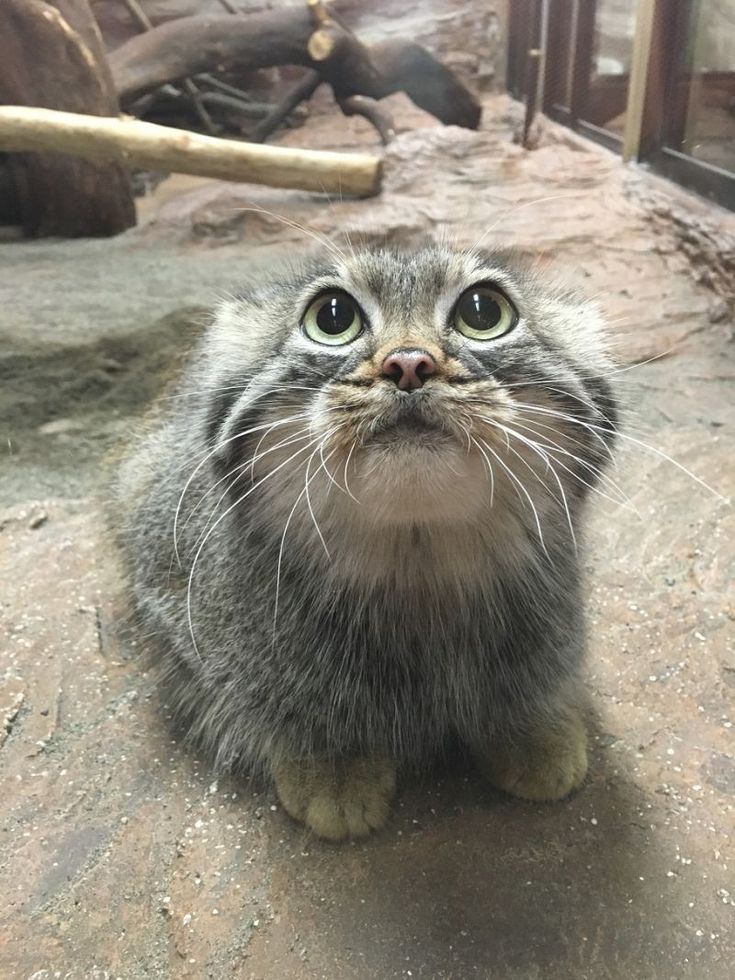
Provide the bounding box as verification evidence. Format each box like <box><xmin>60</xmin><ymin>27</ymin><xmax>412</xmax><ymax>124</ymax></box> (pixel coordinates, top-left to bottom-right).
<box><xmin>204</xmin><ymin>245</ymin><xmax>617</xmax><ymax>537</ymax></box>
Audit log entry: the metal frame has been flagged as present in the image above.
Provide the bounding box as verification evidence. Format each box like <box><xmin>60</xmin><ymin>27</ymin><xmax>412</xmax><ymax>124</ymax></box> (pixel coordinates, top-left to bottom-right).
<box><xmin>622</xmin><ymin>0</ymin><xmax>659</xmax><ymax>160</ymax></box>
<box><xmin>508</xmin><ymin>0</ymin><xmax>735</xmax><ymax>211</ymax></box>
<box><xmin>650</xmin><ymin>150</ymin><xmax>735</xmax><ymax>209</ymax></box>
<box><xmin>507</xmin><ymin>0</ymin><xmax>539</xmax><ymax>100</ymax></box>
<box><xmin>542</xmin><ymin>0</ymin><xmax>624</xmax><ymax>152</ymax></box>
<box><xmin>645</xmin><ymin>0</ymin><xmax>735</xmax><ymax>209</ymax></box>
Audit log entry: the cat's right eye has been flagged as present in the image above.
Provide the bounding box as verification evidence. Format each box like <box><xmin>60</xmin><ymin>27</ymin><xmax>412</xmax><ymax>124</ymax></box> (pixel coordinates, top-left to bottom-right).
<box><xmin>302</xmin><ymin>291</ymin><xmax>364</xmax><ymax>346</ymax></box>
<box><xmin>453</xmin><ymin>285</ymin><xmax>517</xmax><ymax>340</ymax></box>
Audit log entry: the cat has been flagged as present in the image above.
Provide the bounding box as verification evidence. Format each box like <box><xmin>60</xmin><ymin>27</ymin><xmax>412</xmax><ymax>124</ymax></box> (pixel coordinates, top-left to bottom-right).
<box><xmin>111</xmin><ymin>242</ymin><xmax>619</xmax><ymax>840</ymax></box>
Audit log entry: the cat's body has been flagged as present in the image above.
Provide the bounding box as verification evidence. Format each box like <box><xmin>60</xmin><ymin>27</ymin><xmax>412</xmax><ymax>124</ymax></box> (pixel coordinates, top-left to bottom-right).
<box><xmin>113</xmin><ymin>244</ymin><xmax>618</xmax><ymax>839</ymax></box>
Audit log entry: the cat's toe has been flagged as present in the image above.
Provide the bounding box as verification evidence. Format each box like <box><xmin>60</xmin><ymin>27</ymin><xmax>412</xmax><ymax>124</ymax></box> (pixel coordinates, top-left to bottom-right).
<box><xmin>305</xmin><ymin>788</ymin><xmax>389</xmax><ymax>840</ymax></box>
<box><xmin>475</xmin><ymin>714</ymin><xmax>589</xmax><ymax>802</ymax></box>
<box><xmin>491</xmin><ymin>740</ymin><xmax>587</xmax><ymax>801</ymax></box>
<box><xmin>273</xmin><ymin>756</ymin><xmax>396</xmax><ymax>841</ymax></box>
<box><xmin>340</xmin><ymin>757</ymin><xmax>396</xmax><ymax>835</ymax></box>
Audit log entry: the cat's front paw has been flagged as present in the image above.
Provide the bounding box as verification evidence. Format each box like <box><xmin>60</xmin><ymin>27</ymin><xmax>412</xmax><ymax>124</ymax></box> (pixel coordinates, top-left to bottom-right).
<box><xmin>273</xmin><ymin>755</ymin><xmax>396</xmax><ymax>841</ymax></box>
<box><xmin>474</xmin><ymin>712</ymin><xmax>588</xmax><ymax>801</ymax></box>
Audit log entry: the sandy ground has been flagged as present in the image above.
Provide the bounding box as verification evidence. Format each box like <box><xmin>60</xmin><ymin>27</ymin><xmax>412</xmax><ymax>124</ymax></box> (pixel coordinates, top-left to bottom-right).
<box><xmin>0</xmin><ymin>96</ymin><xmax>733</xmax><ymax>978</ymax></box>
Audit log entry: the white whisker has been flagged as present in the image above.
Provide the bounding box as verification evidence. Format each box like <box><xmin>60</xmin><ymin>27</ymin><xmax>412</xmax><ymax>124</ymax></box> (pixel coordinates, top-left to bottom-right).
<box><xmin>470</xmin><ymin>193</ymin><xmax>586</xmax><ymax>252</ymax></box>
<box><xmin>273</xmin><ymin>433</ymin><xmax>341</xmax><ymax>640</ymax></box>
<box><xmin>480</xmin><ymin>416</ymin><xmax>577</xmax><ymax>552</ymax></box>
<box><xmin>477</xmin><ymin>436</ymin><xmax>549</xmax><ymax>557</ymax></box>
<box><xmin>172</xmin><ymin>411</ymin><xmax>313</xmax><ymax>568</ymax></box>
<box><xmin>507</xmin><ymin>416</ymin><xmax>636</xmax><ymax>511</ymax></box>
<box><xmin>233</xmin><ymin>206</ymin><xmax>348</xmax><ymax>264</ymax></box>
<box><xmin>470</xmin><ymin>434</ymin><xmax>495</xmax><ymax>506</ymax></box>
<box><xmin>185</xmin><ymin>435</ymin><xmax>324</xmax><ymax>662</ymax></box>
<box><xmin>304</xmin><ymin>433</ymin><xmax>342</xmax><ymax>559</ymax></box>
<box><xmin>516</xmin><ymin>404</ymin><xmax>727</xmax><ymax>502</ymax></box>
<box><xmin>513</xmin><ymin>403</ymin><xmax>616</xmax><ymax>459</ymax></box>
<box><xmin>185</xmin><ymin>427</ymin><xmax>315</xmax><ymax>555</ymax></box>
<box><xmin>342</xmin><ymin>439</ymin><xmax>360</xmax><ymax>503</ymax></box>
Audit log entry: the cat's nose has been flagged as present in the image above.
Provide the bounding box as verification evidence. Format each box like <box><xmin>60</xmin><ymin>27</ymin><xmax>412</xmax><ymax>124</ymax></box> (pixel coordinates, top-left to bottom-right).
<box><xmin>381</xmin><ymin>348</ymin><xmax>437</xmax><ymax>391</ymax></box>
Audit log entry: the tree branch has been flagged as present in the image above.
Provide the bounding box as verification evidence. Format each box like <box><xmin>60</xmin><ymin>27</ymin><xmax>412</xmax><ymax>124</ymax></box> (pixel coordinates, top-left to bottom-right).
<box><xmin>0</xmin><ymin>105</ymin><xmax>382</xmax><ymax>197</ymax></box>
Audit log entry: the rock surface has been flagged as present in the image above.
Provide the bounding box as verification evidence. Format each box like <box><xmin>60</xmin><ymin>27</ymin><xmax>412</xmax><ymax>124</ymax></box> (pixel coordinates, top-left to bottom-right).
<box><xmin>0</xmin><ymin>96</ymin><xmax>733</xmax><ymax>978</ymax></box>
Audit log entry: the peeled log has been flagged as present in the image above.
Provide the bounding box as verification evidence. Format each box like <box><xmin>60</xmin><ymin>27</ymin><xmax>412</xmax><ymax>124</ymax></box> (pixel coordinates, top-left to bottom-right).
<box><xmin>0</xmin><ymin>106</ymin><xmax>382</xmax><ymax>197</ymax></box>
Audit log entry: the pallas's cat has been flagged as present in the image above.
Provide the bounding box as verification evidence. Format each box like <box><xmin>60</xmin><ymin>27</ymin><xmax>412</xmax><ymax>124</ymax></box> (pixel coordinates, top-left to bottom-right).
<box><xmin>113</xmin><ymin>244</ymin><xmax>618</xmax><ymax>840</ymax></box>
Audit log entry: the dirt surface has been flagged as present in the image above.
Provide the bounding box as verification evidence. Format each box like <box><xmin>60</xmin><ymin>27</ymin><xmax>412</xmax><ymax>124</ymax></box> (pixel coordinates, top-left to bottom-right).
<box><xmin>1</xmin><ymin>96</ymin><xmax>734</xmax><ymax>978</ymax></box>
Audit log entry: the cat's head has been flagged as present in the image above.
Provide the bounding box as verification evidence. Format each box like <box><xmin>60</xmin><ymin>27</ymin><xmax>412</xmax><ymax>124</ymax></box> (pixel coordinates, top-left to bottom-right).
<box><xmin>199</xmin><ymin>244</ymin><xmax>618</xmax><ymax>540</ymax></box>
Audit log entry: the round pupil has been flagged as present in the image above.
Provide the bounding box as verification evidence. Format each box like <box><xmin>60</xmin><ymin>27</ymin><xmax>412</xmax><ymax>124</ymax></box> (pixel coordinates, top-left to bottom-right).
<box><xmin>316</xmin><ymin>295</ymin><xmax>355</xmax><ymax>335</ymax></box>
<box><xmin>459</xmin><ymin>291</ymin><xmax>502</xmax><ymax>331</ymax></box>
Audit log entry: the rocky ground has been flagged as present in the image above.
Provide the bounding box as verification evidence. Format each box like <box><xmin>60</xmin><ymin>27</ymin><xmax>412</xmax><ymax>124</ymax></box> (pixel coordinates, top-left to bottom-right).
<box><xmin>0</xmin><ymin>95</ymin><xmax>733</xmax><ymax>979</ymax></box>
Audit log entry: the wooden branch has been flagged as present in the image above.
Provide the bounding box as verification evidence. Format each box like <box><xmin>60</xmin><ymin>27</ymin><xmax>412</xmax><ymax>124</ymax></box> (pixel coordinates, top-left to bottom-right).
<box><xmin>338</xmin><ymin>95</ymin><xmax>396</xmax><ymax>145</ymax></box>
<box><xmin>120</xmin><ymin>0</ymin><xmax>153</xmax><ymax>32</ymax></box>
<box><xmin>111</xmin><ymin>10</ymin><xmax>316</xmax><ymax>103</ymax></box>
<box><xmin>195</xmin><ymin>75</ymin><xmax>259</xmax><ymax>103</ymax></box>
<box><xmin>367</xmin><ymin>40</ymin><xmax>481</xmax><ymax>128</ymax></box>
<box><xmin>120</xmin><ymin>0</ymin><xmax>218</xmax><ymax>135</ymax></box>
<box><xmin>0</xmin><ymin>106</ymin><xmax>382</xmax><ymax>196</ymax></box>
<box><xmin>308</xmin><ymin>0</ymin><xmax>333</xmax><ymax>29</ymax></box>
<box><xmin>307</xmin><ymin>27</ymin><xmax>339</xmax><ymax>62</ymax></box>
<box><xmin>109</xmin><ymin>9</ymin><xmax>481</xmax><ymax>131</ymax></box>
<box><xmin>249</xmin><ymin>70</ymin><xmax>321</xmax><ymax>143</ymax></box>
<box><xmin>129</xmin><ymin>88</ymin><xmax>273</xmax><ymax>130</ymax></box>
<box><xmin>199</xmin><ymin>92</ymin><xmax>272</xmax><ymax>120</ymax></box>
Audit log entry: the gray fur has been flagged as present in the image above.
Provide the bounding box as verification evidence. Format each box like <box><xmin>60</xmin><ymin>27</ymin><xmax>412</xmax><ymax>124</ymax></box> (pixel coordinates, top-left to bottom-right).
<box><xmin>111</xmin><ymin>244</ymin><xmax>618</xmax><ymax>776</ymax></box>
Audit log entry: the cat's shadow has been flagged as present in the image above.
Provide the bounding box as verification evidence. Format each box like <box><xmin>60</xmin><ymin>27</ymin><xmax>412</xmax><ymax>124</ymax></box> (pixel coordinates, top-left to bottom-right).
<box><xmin>119</xmin><ymin>634</ymin><xmax>684</xmax><ymax>976</ymax></box>
<box><xmin>264</xmin><ymin>740</ymin><xmax>679</xmax><ymax>977</ymax></box>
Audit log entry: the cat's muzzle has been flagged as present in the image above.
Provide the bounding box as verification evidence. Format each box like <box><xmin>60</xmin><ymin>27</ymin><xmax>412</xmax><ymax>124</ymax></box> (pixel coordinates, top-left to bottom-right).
<box><xmin>370</xmin><ymin>386</ymin><xmax>453</xmax><ymax>442</ymax></box>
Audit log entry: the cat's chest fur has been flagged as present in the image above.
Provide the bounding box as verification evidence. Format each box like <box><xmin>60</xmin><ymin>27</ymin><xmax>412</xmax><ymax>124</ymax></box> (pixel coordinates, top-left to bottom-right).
<box><xmin>215</xmin><ymin>502</ymin><xmax>554</xmax><ymax>667</ymax></box>
<box><xmin>199</xmin><ymin>516</ymin><xmax>577</xmax><ymax>762</ymax></box>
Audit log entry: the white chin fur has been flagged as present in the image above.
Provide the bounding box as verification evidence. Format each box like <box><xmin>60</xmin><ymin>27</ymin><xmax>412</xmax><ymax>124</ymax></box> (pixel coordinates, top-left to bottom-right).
<box><xmin>349</xmin><ymin>443</ymin><xmax>489</xmax><ymax>526</ymax></box>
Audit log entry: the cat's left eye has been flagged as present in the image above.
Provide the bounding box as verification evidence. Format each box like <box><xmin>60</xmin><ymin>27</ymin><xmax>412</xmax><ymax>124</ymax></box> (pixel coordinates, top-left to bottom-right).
<box><xmin>302</xmin><ymin>291</ymin><xmax>363</xmax><ymax>346</ymax></box>
<box><xmin>453</xmin><ymin>285</ymin><xmax>517</xmax><ymax>340</ymax></box>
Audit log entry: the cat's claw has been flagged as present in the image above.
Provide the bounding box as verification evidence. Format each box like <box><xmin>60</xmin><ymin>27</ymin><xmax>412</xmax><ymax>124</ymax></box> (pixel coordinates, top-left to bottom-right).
<box><xmin>273</xmin><ymin>755</ymin><xmax>396</xmax><ymax>840</ymax></box>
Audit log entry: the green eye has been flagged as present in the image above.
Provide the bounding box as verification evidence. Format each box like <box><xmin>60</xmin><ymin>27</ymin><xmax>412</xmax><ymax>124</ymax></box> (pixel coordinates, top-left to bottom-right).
<box><xmin>302</xmin><ymin>291</ymin><xmax>363</xmax><ymax>346</ymax></box>
<box><xmin>453</xmin><ymin>285</ymin><xmax>517</xmax><ymax>340</ymax></box>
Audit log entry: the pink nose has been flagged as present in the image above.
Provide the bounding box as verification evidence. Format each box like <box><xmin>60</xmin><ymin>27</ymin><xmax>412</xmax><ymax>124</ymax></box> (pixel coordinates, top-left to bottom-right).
<box><xmin>381</xmin><ymin>348</ymin><xmax>437</xmax><ymax>391</ymax></box>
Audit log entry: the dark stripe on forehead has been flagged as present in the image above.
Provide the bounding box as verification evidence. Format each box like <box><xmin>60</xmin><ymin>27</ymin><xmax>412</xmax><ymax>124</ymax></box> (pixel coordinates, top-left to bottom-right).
<box><xmin>355</xmin><ymin>248</ymin><xmax>451</xmax><ymax>308</ymax></box>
